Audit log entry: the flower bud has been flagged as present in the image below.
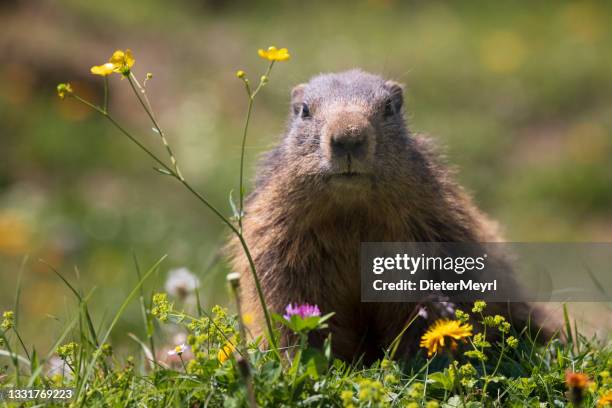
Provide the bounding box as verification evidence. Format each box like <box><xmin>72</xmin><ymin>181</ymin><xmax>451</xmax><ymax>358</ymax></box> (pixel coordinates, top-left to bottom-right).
<box><xmin>56</xmin><ymin>83</ymin><xmax>73</xmax><ymax>99</ymax></box>
<box><xmin>226</xmin><ymin>272</ymin><xmax>241</xmax><ymax>289</ymax></box>
<box><xmin>236</xmin><ymin>70</ymin><xmax>246</xmax><ymax>79</ymax></box>
<box><xmin>260</xmin><ymin>75</ymin><xmax>268</xmax><ymax>84</ymax></box>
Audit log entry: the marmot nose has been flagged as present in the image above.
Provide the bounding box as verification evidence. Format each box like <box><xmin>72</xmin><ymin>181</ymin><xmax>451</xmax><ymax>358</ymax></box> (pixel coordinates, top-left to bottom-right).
<box><xmin>330</xmin><ymin>128</ymin><xmax>367</xmax><ymax>159</ymax></box>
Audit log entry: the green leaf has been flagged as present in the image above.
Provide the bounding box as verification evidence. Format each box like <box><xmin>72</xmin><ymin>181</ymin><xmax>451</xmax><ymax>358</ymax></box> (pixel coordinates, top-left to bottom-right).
<box><xmin>428</xmin><ymin>370</ymin><xmax>454</xmax><ymax>391</ymax></box>
<box><xmin>302</xmin><ymin>348</ymin><xmax>327</xmax><ymax>379</ymax></box>
<box><xmin>229</xmin><ymin>190</ymin><xmax>240</xmax><ymax>219</ymax></box>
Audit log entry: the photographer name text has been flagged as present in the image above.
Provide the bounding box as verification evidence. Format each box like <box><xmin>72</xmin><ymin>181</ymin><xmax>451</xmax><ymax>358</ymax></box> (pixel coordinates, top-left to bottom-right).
<box><xmin>372</xmin><ymin>279</ymin><xmax>497</xmax><ymax>293</ymax></box>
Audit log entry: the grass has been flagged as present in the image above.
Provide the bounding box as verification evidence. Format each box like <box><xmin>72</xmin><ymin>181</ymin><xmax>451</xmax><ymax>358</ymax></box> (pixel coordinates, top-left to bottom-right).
<box><xmin>1</xmin><ymin>287</ymin><xmax>611</xmax><ymax>407</ymax></box>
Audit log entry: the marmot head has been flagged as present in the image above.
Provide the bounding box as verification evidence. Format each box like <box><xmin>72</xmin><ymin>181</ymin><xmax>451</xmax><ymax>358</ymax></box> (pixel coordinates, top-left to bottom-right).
<box><xmin>258</xmin><ymin>70</ymin><xmax>420</xmax><ymax>205</ymax></box>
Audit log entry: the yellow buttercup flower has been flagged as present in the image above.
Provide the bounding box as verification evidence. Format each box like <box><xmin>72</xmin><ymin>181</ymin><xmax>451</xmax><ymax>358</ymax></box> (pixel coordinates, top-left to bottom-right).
<box><xmin>257</xmin><ymin>46</ymin><xmax>290</xmax><ymax>62</ymax></box>
<box><xmin>56</xmin><ymin>83</ymin><xmax>73</xmax><ymax>99</ymax></box>
<box><xmin>242</xmin><ymin>313</ymin><xmax>254</xmax><ymax>326</ymax></box>
<box><xmin>109</xmin><ymin>49</ymin><xmax>135</xmax><ymax>75</ymax></box>
<box><xmin>90</xmin><ymin>62</ymin><xmax>115</xmax><ymax>76</ymax></box>
<box><xmin>420</xmin><ymin>319</ymin><xmax>473</xmax><ymax>357</ymax></box>
<box><xmin>217</xmin><ymin>341</ymin><xmax>236</xmax><ymax>363</ymax></box>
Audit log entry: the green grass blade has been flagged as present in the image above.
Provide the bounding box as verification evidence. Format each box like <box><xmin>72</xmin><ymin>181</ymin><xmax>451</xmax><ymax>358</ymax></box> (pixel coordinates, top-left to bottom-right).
<box><xmin>75</xmin><ymin>254</ymin><xmax>167</xmax><ymax>401</ymax></box>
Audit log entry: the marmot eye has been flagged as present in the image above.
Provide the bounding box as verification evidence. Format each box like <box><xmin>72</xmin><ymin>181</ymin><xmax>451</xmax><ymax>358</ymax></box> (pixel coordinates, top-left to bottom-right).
<box><xmin>301</xmin><ymin>103</ymin><xmax>311</xmax><ymax>118</ymax></box>
<box><xmin>383</xmin><ymin>99</ymin><xmax>395</xmax><ymax>117</ymax></box>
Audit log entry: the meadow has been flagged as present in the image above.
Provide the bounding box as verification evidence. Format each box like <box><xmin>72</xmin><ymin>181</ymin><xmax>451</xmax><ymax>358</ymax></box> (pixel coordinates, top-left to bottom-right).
<box><xmin>0</xmin><ymin>1</ymin><xmax>611</xmax><ymax>406</ymax></box>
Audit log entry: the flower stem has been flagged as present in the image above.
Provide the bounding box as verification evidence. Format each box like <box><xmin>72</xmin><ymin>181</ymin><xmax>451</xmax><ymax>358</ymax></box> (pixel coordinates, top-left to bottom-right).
<box><xmin>178</xmin><ymin>179</ymin><xmax>277</xmax><ymax>348</ymax></box>
<box><xmin>238</xmin><ymin>61</ymin><xmax>275</xmax><ymax>231</ymax></box>
<box><xmin>127</xmin><ymin>73</ymin><xmax>184</xmax><ymax>181</ymax></box>
<box><xmin>68</xmin><ymin>82</ymin><xmax>278</xmax><ymax>350</ymax></box>
<box><xmin>103</xmin><ymin>77</ymin><xmax>108</xmax><ymax>113</ymax></box>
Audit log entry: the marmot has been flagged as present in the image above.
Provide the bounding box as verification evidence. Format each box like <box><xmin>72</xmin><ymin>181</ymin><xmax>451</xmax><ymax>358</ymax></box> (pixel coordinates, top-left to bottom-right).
<box><xmin>228</xmin><ymin>69</ymin><xmax>547</xmax><ymax>363</ymax></box>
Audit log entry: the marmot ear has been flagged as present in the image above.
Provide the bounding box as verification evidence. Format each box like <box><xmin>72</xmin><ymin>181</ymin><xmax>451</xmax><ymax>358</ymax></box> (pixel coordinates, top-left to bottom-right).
<box><xmin>291</xmin><ymin>84</ymin><xmax>306</xmax><ymax>115</ymax></box>
<box><xmin>384</xmin><ymin>80</ymin><xmax>404</xmax><ymax>112</ymax></box>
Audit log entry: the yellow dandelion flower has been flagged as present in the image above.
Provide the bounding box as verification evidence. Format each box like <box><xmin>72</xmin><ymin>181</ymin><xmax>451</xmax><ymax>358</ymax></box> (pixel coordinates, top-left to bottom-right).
<box><xmin>598</xmin><ymin>391</ymin><xmax>612</xmax><ymax>407</ymax></box>
<box><xmin>109</xmin><ymin>49</ymin><xmax>135</xmax><ymax>75</ymax></box>
<box><xmin>257</xmin><ymin>46</ymin><xmax>290</xmax><ymax>62</ymax></box>
<box><xmin>217</xmin><ymin>341</ymin><xmax>236</xmax><ymax>363</ymax></box>
<box><xmin>56</xmin><ymin>83</ymin><xmax>73</xmax><ymax>99</ymax></box>
<box><xmin>420</xmin><ymin>319</ymin><xmax>473</xmax><ymax>357</ymax></box>
<box><xmin>90</xmin><ymin>62</ymin><xmax>115</xmax><ymax>76</ymax></box>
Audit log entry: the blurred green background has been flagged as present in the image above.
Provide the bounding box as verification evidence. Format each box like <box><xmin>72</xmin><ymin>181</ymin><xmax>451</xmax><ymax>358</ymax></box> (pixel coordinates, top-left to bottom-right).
<box><xmin>1</xmin><ymin>1</ymin><xmax>611</xmax><ymax>353</ymax></box>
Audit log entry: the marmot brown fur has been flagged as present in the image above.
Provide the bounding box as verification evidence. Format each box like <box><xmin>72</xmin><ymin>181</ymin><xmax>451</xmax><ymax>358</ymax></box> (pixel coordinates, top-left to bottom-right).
<box><xmin>228</xmin><ymin>70</ymin><xmax>549</xmax><ymax>363</ymax></box>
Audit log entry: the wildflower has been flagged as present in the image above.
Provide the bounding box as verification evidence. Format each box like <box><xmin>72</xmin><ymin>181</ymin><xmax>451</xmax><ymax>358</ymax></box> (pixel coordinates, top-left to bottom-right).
<box><xmin>455</xmin><ymin>309</ymin><xmax>470</xmax><ymax>323</ymax></box>
<box><xmin>566</xmin><ymin>371</ymin><xmax>589</xmax><ymax>389</ymax></box>
<box><xmin>283</xmin><ymin>303</ymin><xmax>321</xmax><ymax>320</ymax></box>
<box><xmin>419</xmin><ymin>319</ymin><xmax>473</xmax><ymax>357</ymax></box>
<box><xmin>101</xmin><ymin>343</ymin><xmax>113</xmax><ymax>356</ymax></box>
<box><xmin>472</xmin><ymin>301</ymin><xmax>486</xmax><ymax>313</ymax></box>
<box><xmin>459</xmin><ymin>363</ymin><xmax>477</xmax><ymax>377</ymax></box>
<box><xmin>472</xmin><ymin>333</ymin><xmax>491</xmax><ymax>348</ymax></box>
<box><xmin>341</xmin><ymin>390</ymin><xmax>354</xmax><ymax>408</ymax></box>
<box><xmin>46</xmin><ymin>355</ymin><xmax>73</xmax><ymax>381</ymax></box>
<box><xmin>1</xmin><ymin>311</ymin><xmax>14</xmax><ymax>331</ymax></box>
<box><xmin>242</xmin><ymin>313</ymin><xmax>254</xmax><ymax>326</ymax></box>
<box><xmin>465</xmin><ymin>349</ymin><xmax>488</xmax><ymax>361</ymax></box>
<box><xmin>438</xmin><ymin>301</ymin><xmax>455</xmax><ymax>316</ymax></box>
<box><xmin>257</xmin><ymin>46</ymin><xmax>291</xmax><ymax>62</ymax></box>
<box><xmin>384</xmin><ymin>374</ymin><xmax>398</xmax><ymax>385</ymax></box>
<box><xmin>217</xmin><ymin>340</ymin><xmax>236</xmax><ymax>363</ymax></box>
<box><xmin>484</xmin><ymin>314</ymin><xmax>511</xmax><ymax>333</ymax></box>
<box><xmin>598</xmin><ymin>391</ymin><xmax>612</xmax><ymax>407</ymax></box>
<box><xmin>417</xmin><ymin>307</ymin><xmax>428</xmax><ymax>319</ymax></box>
<box><xmin>407</xmin><ymin>382</ymin><xmax>424</xmax><ymax>399</ymax></box>
<box><xmin>226</xmin><ymin>272</ymin><xmax>241</xmax><ymax>290</ymax></box>
<box><xmin>151</xmin><ymin>293</ymin><xmax>172</xmax><ymax>322</ymax></box>
<box><xmin>357</xmin><ymin>378</ymin><xmax>385</xmax><ymax>405</ymax></box>
<box><xmin>236</xmin><ymin>70</ymin><xmax>246</xmax><ymax>79</ymax></box>
<box><xmin>167</xmin><ymin>343</ymin><xmax>188</xmax><ymax>356</ymax></box>
<box><xmin>493</xmin><ymin>314</ymin><xmax>505</xmax><ymax>325</ymax></box>
<box><xmin>566</xmin><ymin>371</ymin><xmax>589</xmax><ymax>405</ymax></box>
<box><xmin>57</xmin><ymin>342</ymin><xmax>78</xmax><ymax>361</ymax></box>
<box><xmin>90</xmin><ymin>62</ymin><xmax>115</xmax><ymax>76</ymax></box>
<box><xmin>506</xmin><ymin>336</ymin><xmax>519</xmax><ymax>349</ymax></box>
<box><xmin>164</xmin><ymin>268</ymin><xmax>199</xmax><ymax>301</ymax></box>
<box><xmin>380</xmin><ymin>358</ymin><xmax>393</xmax><ymax>370</ymax></box>
<box><xmin>56</xmin><ymin>83</ymin><xmax>73</xmax><ymax>99</ymax></box>
<box><xmin>499</xmin><ymin>321</ymin><xmax>511</xmax><ymax>333</ymax></box>
<box><xmin>109</xmin><ymin>49</ymin><xmax>135</xmax><ymax>76</ymax></box>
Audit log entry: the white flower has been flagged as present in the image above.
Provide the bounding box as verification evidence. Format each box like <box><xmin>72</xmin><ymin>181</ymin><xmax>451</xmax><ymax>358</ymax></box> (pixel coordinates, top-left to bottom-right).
<box><xmin>46</xmin><ymin>355</ymin><xmax>73</xmax><ymax>380</ymax></box>
<box><xmin>167</xmin><ymin>343</ymin><xmax>188</xmax><ymax>356</ymax></box>
<box><xmin>439</xmin><ymin>301</ymin><xmax>456</xmax><ymax>316</ymax></box>
<box><xmin>164</xmin><ymin>267</ymin><xmax>200</xmax><ymax>300</ymax></box>
<box><xmin>226</xmin><ymin>272</ymin><xmax>241</xmax><ymax>283</ymax></box>
<box><xmin>417</xmin><ymin>307</ymin><xmax>428</xmax><ymax>319</ymax></box>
